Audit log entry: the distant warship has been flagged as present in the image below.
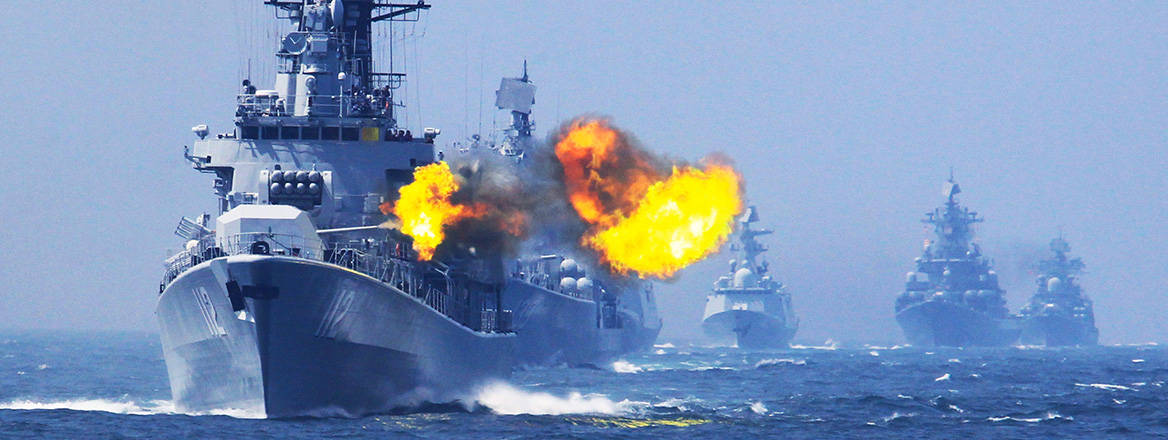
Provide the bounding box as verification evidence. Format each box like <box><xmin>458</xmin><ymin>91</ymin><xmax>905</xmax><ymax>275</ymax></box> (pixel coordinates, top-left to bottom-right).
<box><xmin>157</xmin><ymin>1</ymin><xmax>516</xmax><ymax>418</ymax></box>
<box><xmin>702</xmin><ymin>207</ymin><xmax>798</xmax><ymax>348</ymax></box>
<box><xmin>895</xmin><ymin>177</ymin><xmax>1020</xmax><ymax>347</ymax></box>
<box><xmin>1018</xmin><ymin>237</ymin><xmax>1099</xmax><ymax>346</ymax></box>
<box><xmin>460</xmin><ymin>65</ymin><xmax>662</xmax><ymax>365</ymax></box>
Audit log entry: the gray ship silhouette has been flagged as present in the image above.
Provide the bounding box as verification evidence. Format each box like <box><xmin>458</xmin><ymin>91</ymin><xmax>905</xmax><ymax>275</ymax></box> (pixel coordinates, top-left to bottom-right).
<box><xmin>702</xmin><ymin>206</ymin><xmax>798</xmax><ymax>348</ymax></box>
<box><xmin>459</xmin><ymin>65</ymin><xmax>662</xmax><ymax>365</ymax></box>
<box><xmin>895</xmin><ymin>176</ymin><xmax>1021</xmax><ymax>347</ymax></box>
<box><xmin>1018</xmin><ymin>236</ymin><xmax>1099</xmax><ymax>346</ymax></box>
<box><xmin>157</xmin><ymin>1</ymin><xmax>517</xmax><ymax>418</ymax></box>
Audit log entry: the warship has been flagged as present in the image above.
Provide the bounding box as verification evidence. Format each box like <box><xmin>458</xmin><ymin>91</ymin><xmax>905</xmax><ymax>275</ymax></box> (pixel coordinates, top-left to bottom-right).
<box><xmin>156</xmin><ymin>1</ymin><xmax>516</xmax><ymax>418</ymax></box>
<box><xmin>895</xmin><ymin>176</ymin><xmax>1021</xmax><ymax>347</ymax></box>
<box><xmin>701</xmin><ymin>206</ymin><xmax>798</xmax><ymax>348</ymax></box>
<box><xmin>460</xmin><ymin>66</ymin><xmax>662</xmax><ymax>365</ymax></box>
<box><xmin>1018</xmin><ymin>237</ymin><xmax>1099</xmax><ymax>346</ymax></box>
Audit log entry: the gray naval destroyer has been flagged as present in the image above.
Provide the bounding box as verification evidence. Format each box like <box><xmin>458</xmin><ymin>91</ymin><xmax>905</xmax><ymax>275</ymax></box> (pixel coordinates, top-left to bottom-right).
<box><xmin>157</xmin><ymin>1</ymin><xmax>517</xmax><ymax>418</ymax></box>
<box><xmin>701</xmin><ymin>207</ymin><xmax>798</xmax><ymax>348</ymax></box>
<box><xmin>895</xmin><ymin>177</ymin><xmax>1021</xmax><ymax>347</ymax></box>
<box><xmin>1018</xmin><ymin>237</ymin><xmax>1099</xmax><ymax>346</ymax></box>
<box><xmin>457</xmin><ymin>66</ymin><xmax>662</xmax><ymax>365</ymax></box>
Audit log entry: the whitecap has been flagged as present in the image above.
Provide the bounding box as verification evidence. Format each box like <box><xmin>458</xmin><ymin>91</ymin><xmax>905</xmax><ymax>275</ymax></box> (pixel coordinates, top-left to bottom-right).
<box><xmin>689</xmin><ymin>366</ymin><xmax>732</xmax><ymax>372</ymax></box>
<box><xmin>1074</xmin><ymin>380</ymin><xmax>1130</xmax><ymax>389</ymax></box>
<box><xmin>36</xmin><ymin>364</ymin><xmax>48</xmax><ymax>370</ymax></box>
<box><xmin>1132</xmin><ymin>359</ymin><xmax>1145</xmax><ymax>363</ymax></box>
<box><xmin>790</xmin><ymin>339</ymin><xmax>838</xmax><ymax>351</ymax></box>
<box><xmin>470</xmin><ymin>382</ymin><xmax>639</xmax><ymax>416</ymax></box>
<box><xmin>653</xmin><ymin>342</ymin><xmax>676</xmax><ymax>348</ymax></box>
<box><xmin>755</xmin><ymin>358</ymin><xmax>806</xmax><ymax>368</ymax></box>
<box><xmin>934</xmin><ymin>373</ymin><xmax>951</xmax><ymax>382</ymax></box>
<box><xmin>654</xmin><ymin>349</ymin><xmax>666</xmax><ymax>355</ymax></box>
<box><xmin>611</xmin><ymin>360</ymin><xmax>643</xmax><ymax>374</ymax></box>
<box><xmin>0</xmin><ymin>398</ymin><xmax>263</xmax><ymax>419</ymax></box>
<box><xmin>868</xmin><ymin>351</ymin><xmax>880</xmax><ymax>357</ymax></box>
<box><xmin>882</xmin><ymin>411</ymin><xmax>916</xmax><ymax>423</ymax></box>
<box><xmin>947</xmin><ymin>358</ymin><xmax>961</xmax><ymax>363</ymax></box>
<box><xmin>749</xmin><ymin>401</ymin><xmax>767</xmax><ymax>415</ymax></box>
<box><xmin>987</xmin><ymin>411</ymin><xmax>1071</xmax><ymax>423</ymax></box>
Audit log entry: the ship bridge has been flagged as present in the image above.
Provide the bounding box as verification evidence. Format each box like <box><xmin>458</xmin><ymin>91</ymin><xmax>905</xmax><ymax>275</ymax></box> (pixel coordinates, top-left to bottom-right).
<box><xmin>228</xmin><ymin>1</ymin><xmax>433</xmax><ymax>143</ymax></box>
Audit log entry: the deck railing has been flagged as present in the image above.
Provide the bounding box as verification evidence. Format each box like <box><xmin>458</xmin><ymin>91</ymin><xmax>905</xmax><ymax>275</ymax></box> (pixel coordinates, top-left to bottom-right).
<box><xmin>161</xmin><ymin>232</ymin><xmax>509</xmax><ymax>332</ymax></box>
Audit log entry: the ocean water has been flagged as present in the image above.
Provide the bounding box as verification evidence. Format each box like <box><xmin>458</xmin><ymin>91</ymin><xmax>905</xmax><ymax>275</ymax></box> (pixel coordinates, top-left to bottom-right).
<box><xmin>1</xmin><ymin>331</ymin><xmax>1165</xmax><ymax>439</ymax></box>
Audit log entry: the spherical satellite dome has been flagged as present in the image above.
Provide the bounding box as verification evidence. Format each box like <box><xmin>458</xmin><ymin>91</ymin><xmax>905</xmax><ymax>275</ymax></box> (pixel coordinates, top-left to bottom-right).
<box><xmin>733</xmin><ymin>267</ymin><xmax>757</xmax><ymax>288</ymax></box>
<box><xmin>1046</xmin><ymin>277</ymin><xmax>1063</xmax><ymax>293</ymax></box>
<box><xmin>577</xmin><ymin>277</ymin><xmax>594</xmax><ymax>295</ymax></box>
<box><xmin>560</xmin><ymin>277</ymin><xmax>577</xmax><ymax>292</ymax></box>
<box><xmin>559</xmin><ymin>259</ymin><xmax>579</xmax><ymax>278</ymax></box>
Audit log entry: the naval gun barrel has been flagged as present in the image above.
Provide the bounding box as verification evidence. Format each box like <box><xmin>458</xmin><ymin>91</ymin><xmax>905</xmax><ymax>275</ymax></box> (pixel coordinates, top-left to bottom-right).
<box><xmin>316</xmin><ymin>225</ymin><xmax>388</xmax><ymax>235</ymax></box>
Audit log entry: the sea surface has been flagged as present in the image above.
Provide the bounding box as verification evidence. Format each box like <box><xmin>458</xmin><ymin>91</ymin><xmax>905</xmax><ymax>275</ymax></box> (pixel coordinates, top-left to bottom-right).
<box><xmin>1</xmin><ymin>331</ymin><xmax>1165</xmax><ymax>439</ymax></box>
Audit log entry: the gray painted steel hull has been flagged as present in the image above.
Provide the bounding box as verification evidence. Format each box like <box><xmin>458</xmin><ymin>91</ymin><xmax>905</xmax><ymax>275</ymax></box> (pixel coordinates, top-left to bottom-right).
<box><xmin>157</xmin><ymin>256</ymin><xmax>513</xmax><ymax>418</ymax></box>
<box><xmin>502</xmin><ymin>279</ymin><xmax>659</xmax><ymax>366</ymax></box>
<box><xmin>1020</xmin><ymin>315</ymin><xmax>1099</xmax><ymax>346</ymax></box>
<box><xmin>701</xmin><ymin>310</ymin><xmax>796</xmax><ymax>349</ymax></box>
<box><xmin>896</xmin><ymin>300</ymin><xmax>1020</xmax><ymax>347</ymax></box>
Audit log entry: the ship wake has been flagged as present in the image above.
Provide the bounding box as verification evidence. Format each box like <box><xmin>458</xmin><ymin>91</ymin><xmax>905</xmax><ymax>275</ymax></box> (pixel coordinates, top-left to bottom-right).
<box><xmin>0</xmin><ymin>397</ymin><xmax>264</xmax><ymax>419</ymax></box>
<box><xmin>468</xmin><ymin>382</ymin><xmax>644</xmax><ymax>416</ymax></box>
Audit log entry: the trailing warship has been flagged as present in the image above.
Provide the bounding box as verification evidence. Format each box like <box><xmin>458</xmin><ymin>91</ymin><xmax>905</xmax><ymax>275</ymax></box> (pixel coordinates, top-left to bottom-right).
<box><xmin>895</xmin><ymin>177</ymin><xmax>1020</xmax><ymax>347</ymax></box>
<box><xmin>702</xmin><ymin>206</ymin><xmax>798</xmax><ymax>348</ymax></box>
<box><xmin>459</xmin><ymin>66</ymin><xmax>662</xmax><ymax>365</ymax></box>
<box><xmin>1018</xmin><ymin>237</ymin><xmax>1099</xmax><ymax>346</ymax></box>
<box><xmin>157</xmin><ymin>1</ymin><xmax>516</xmax><ymax>418</ymax></box>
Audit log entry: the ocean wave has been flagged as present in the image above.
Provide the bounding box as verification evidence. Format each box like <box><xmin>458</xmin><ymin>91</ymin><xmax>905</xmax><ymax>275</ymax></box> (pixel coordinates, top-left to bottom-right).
<box><xmin>653</xmin><ymin>343</ymin><xmax>676</xmax><ymax>348</ymax></box>
<box><xmin>612</xmin><ymin>360</ymin><xmax>643</xmax><ymax>374</ymax></box>
<box><xmin>790</xmin><ymin>340</ymin><xmax>838</xmax><ymax>351</ymax></box>
<box><xmin>1074</xmin><ymin>383</ymin><xmax>1133</xmax><ymax>391</ymax></box>
<box><xmin>987</xmin><ymin>411</ymin><xmax>1072</xmax><ymax>423</ymax></box>
<box><xmin>755</xmin><ymin>358</ymin><xmax>807</xmax><ymax>369</ymax></box>
<box><xmin>471</xmin><ymin>382</ymin><xmax>643</xmax><ymax>416</ymax></box>
<box><xmin>749</xmin><ymin>401</ymin><xmax>768</xmax><ymax>415</ymax></box>
<box><xmin>934</xmin><ymin>373</ymin><xmax>951</xmax><ymax>382</ymax></box>
<box><xmin>0</xmin><ymin>398</ymin><xmax>263</xmax><ymax>419</ymax></box>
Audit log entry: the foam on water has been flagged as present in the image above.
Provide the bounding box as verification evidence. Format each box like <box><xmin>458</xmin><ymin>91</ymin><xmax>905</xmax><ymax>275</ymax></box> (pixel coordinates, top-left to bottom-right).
<box><xmin>749</xmin><ymin>401</ymin><xmax>767</xmax><ymax>415</ymax></box>
<box><xmin>987</xmin><ymin>412</ymin><xmax>1072</xmax><ymax>423</ymax></box>
<box><xmin>471</xmin><ymin>382</ymin><xmax>642</xmax><ymax>416</ymax></box>
<box><xmin>612</xmin><ymin>360</ymin><xmax>643</xmax><ymax>374</ymax></box>
<box><xmin>0</xmin><ymin>398</ymin><xmax>264</xmax><ymax>419</ymax></box>
<box><xmin>755</xmin><ymin>358</ymin><xmax>806</xmax><ymax>368</ymax></box>
<box><xmin>1074</xmin><ymin>383</ymin><xmax>1133</xmax><ymax>391</ymax></box>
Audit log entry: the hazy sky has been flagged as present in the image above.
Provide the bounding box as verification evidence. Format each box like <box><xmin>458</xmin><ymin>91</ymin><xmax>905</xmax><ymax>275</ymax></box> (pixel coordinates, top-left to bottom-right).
<box><xmin>1</xmin><ymin>2</ymin><xmax>1164</xmax><ymax>345</ymax></box>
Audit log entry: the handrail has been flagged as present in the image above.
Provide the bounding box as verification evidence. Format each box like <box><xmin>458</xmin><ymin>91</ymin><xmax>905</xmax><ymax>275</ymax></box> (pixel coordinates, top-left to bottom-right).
<box><xmin>236</xmin><ymin>91</ymin><xmax>394</xmax><ymax>119</ymax></box>
<box><xmin>160</xmin><ymin>232</ymin><xmax>510</xmax><ymax>333</ymax></box>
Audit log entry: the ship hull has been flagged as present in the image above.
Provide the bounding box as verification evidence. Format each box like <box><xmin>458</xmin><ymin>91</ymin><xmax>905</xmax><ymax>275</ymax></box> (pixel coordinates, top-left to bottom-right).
<box><xmin>896</xmin><ymin>300</ymin><xmax>1020</xmax><ymax>347</ymax></box>
<box><xmin>157</xmin><ymin>255</ymin><xmax>513</xmax><ymax>418</ymax></box>
<box><xmin>701</xmin><ymin>310</ymin><xmax>796</xmax><ymax>349</ymax></box>
<box><xmin>502</xmin><ymin>279</ymin><xmax>658</xmax><ymax>366</ymax></box>
<box><xmin>1019</xmin><ymin>315</ymin><xmax>1099</xmax><ymax>346</ymax></box>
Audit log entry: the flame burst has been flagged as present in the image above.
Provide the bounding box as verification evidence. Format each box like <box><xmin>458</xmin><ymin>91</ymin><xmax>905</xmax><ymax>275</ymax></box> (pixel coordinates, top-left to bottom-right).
<box><xmin>384</xmin><ymin>162</ymin><xmax>484</xmax><ymax>260</ymax></box>
<box><xmin>555</xmin><ymin>119</ymin><xmax>743</xmax><ymax>278</ymax></box>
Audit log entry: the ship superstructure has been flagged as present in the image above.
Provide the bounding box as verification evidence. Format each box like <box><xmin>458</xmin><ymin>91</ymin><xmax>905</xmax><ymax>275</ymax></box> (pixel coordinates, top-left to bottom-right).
<box><xmin>895</xmin><ymin>176</ymin><xmax>1020</xmax><ymax>347</ymax></box>
<box><xmin>701</xmin><ymin>206</ymin><xmax>798</xmax><ymax>348</ymax></box>
<box><xmin>1018</xmin><ymin>237</ymin><xmax>1099</xmax><ymax>346</ymax></box>
<box><xmin>483</xmin><ymin>66</ymin><xmax>661</xmax><ymax>365</ymax></box>
<box><xmin>157</xmin><ymin>1</ymin><xmax>515</xmax><ymax>418</ymax></box>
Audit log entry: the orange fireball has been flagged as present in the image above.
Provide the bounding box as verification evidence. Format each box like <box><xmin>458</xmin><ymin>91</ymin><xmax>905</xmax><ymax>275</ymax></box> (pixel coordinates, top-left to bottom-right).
<box><xmin>386</xmin><ymin>162</ymin><xmax>484</xmax><ymax>260</ymax></box>
<box><xmin>554</xmin><ymin>118</ymin><xmax>744</xmax><ymax>278</ymax></box>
